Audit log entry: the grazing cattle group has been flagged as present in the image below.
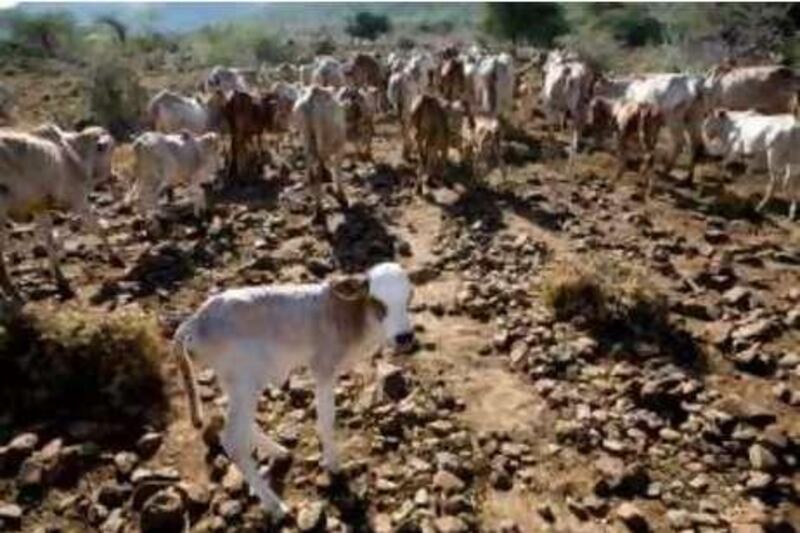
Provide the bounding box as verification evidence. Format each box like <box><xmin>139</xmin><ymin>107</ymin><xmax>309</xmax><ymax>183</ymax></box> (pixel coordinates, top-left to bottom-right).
<box><xmin>3</xmin><ymin>44</ymin><xmax>800</xmax><ymax>516</ymax></box>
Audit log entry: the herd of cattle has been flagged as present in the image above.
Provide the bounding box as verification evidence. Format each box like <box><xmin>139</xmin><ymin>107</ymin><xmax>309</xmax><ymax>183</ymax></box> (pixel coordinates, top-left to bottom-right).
<box><xmin>0</xmin><ymin>46</ymin><xmax>800</xmax><ymax>302</ymax></box>
<box><xmin>2</xmin><ymin>44</ymin><xmax>800</xmax><ymax>517</ymax></box>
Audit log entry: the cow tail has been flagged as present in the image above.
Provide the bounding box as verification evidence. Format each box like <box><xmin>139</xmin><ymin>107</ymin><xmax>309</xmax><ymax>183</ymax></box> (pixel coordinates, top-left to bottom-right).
<box><xmin>172</xmin><ymin>317</ymin><xmax>204</xmax><ymax>429</ymax></box>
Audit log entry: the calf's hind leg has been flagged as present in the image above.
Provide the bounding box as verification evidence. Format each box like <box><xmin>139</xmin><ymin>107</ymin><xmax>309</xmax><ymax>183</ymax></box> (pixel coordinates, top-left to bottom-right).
<box><xmin>0</xmin><ymin>221</ymin><xmax>20</xmax><ymax>302</ymax></box>
<box><xmin>220</xmin><ymin>377</ymin><xmax>289</xmax><ymax>516</ymax></box>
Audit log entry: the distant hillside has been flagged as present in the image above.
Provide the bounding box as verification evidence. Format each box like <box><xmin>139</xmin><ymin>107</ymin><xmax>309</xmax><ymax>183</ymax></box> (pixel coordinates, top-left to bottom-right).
<box><xmin>13</xmin><ymin>2</ymin><xmax>480</xmax><ymax>34</ymax></box>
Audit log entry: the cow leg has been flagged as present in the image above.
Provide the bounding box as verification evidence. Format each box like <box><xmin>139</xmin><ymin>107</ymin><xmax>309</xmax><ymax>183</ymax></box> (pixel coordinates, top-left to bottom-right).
<box><xmin>757</xmin><ymin>153</ymin><xmax>779</xmax><ymax>213</ymax></box>
<box><xmin>313</xmin><ymin>375</ymin><xmax>340</xmax><ymax>473</ymax></box>
<box><xmin>35</xmin><ymin>212</ymin><xmax>72</xmax><ymax>298</ymax></box>
<box><xmin>330</xmin><ymin>154</ymin><xmax>348</xmax><ymax>209</ymax></box>
<box><xmin>308</xmin><ymin>164</ymin><xmax>325</xmax><ymax>224</ymax></box>
<box><xmin>221</xmin><ymin>380</ymin><xmax>288</xmax><ymax>516</ymax></box>
<box><xmin>567</xmin><ymin>126</ymin><xmax>579</xmax><ymax>177</ymax></box>
<box><xmin>614</xmin><ymin>134</ymin><xmax>627</xmax><ymax>180</ymax></box>
<box><xmin>189</xmin><ymin>174</ymin><xmax>207</xmax><ymax>218</ymax></box>
<box><xmin>665</xmin><ymin>123</ymin><xmax>686</xmax><ymax>182</ymax></box>
<box><xmin>79</xmin><ymin>204</ymin><xmax>123</xmax><ymax>268</ymax></box>
<box><xmin>0</xmin><ymin>221</ymin><xmax>20</xmax><ymax>302</ymax></box>
<box><xmin>782</xmin><ymin>165</ymin><xmax>797</xmax><ymax>220</ymax></box>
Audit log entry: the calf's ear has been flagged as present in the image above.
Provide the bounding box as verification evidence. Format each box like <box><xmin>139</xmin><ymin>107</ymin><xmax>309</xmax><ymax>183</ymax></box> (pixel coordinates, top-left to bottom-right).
<box><xmin>332</xmin><ymin>274</ymin><xmax>369</xmax><ymax>301</ymax></box>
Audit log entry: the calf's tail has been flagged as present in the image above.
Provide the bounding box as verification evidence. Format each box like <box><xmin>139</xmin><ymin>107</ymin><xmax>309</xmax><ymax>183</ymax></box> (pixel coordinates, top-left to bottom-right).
<box><xmin>172</xmin><ymin>318</ymin><xmax>204</xmax><ymax>429</ymax></box>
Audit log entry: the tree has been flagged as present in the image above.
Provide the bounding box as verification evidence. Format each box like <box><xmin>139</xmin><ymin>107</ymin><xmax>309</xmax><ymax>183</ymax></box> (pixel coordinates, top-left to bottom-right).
<box><xmin>482</xmin><ymin>3</ymin><xmax>568</xmax><ymax>46</ymax></box>
<box><xmin>1</xmin><ymin>11</ymin><xmax>77</xmax><ymax>57</ymax></box>
<box><xmin>345</xmin><ymin>11</ymin><xmax>391</xmax><ymax>41</ymax></box>
<box><xmin>96</xmin><ymin>15</ymin><xmax>127</xmax><ymax>44</ymax></box>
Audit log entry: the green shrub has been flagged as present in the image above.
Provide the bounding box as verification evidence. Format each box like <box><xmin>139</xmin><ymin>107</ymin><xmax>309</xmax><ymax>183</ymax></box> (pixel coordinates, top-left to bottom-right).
<box><xmin>482</xmin><ymin>3</ymin><xmax>568</xmax><ymax>46</ymax></box>
<box><xmin>86</xmin><ymin>55</ymin><xmax>148</xmax><ymax>140</ymax></box>
<box><xmin>0</xmin><ymin>304</ymin><xmax>169</xmax><ymax>430</ymax></box>
<box><xmin>345</xmin><ymin>11</ymin><xmax>392</xmax><ymax>41</ymax></box>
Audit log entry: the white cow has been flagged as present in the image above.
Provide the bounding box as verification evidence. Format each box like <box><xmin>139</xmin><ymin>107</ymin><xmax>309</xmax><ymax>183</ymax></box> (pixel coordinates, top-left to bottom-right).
<box><xmin>595</xmin><ymin>73</ymin><xmax>706</xmax><ymax>180</ymax></box>
<box><xmin>292</xmin><ymin>86</ymin><xmax>348</xmax><ymax>221</ymax></box>
<box><xmin>205</xmin><ymin>66</ymin><xmax>248</xmax><ymax>95</ymax></box>
<box><xmin>0</xmin><ymin>125</ymin><xmax>117</xmax><ymax>299</ymax></box>
<box><xmin>173</xmin><ymin>262</ymin><xmax>416</xmax><ymax>516</ymax></box>
<box><xmin>474</xmin><ymin>53</ymin><xmax>514</xmax><ymax>121</ymax></box>
<box><xmin>147</xmin><ymin>90</ymin><xmax>224</xmax><ymax>135</ymax></box>
<box><xmin>311</xmin><ymin>56</ymin><xmax>346</xmax><ymax>88</ymax></box>
<box><xmin>704</xmin><ymin>64</ymin><xmax>800</xmax><ymax>115</ymax></box>
<box><xmin>129</xmin><ymin>131</ymin><xmax>220</xmax><ymax>223</ymax></box>
<box><xmin>703</xmin><ymin>109</ymin><xmax>800</xmax><ymax>218</ymax></box>
<box><xmin>387</xmin><ymin>67</ymin><xmax>422</xmax><ymax>159</ymax></box>
<box><xmin>541</xmin><ymin>54</ymin><xmax>596</xmax><ymax>166</ymax></box>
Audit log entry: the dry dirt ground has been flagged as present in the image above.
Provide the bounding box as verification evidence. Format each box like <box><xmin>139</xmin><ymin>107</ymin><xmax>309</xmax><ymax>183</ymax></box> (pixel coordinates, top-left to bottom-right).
<box><xmin>0</xmin><ymin>62</ymin><xmax>799</xmax><ymax>533</ymax></box>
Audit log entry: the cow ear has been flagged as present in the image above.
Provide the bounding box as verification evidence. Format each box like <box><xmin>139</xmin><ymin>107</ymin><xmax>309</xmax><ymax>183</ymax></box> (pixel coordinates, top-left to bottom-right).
<box><xmin>331</xmin><ymin>275</ymin><xmax>369</xmax><ymax>301</ymax></box>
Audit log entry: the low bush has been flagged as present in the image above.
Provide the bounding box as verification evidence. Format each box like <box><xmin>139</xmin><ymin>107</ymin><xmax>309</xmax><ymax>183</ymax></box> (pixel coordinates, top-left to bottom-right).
<box><xmin>86</xmin><ymin>55</ymin><xmax>148</xmax><ymax>140</ymax></box>
<box><xmin>0</xmin><ymin>304</ymin><xmax>169</xmax><ymax>431</ymax></box>
<box><xmin>541</xmin><ymin>255</ymin><xmax>668</xmax><ymax>335</ymax></box>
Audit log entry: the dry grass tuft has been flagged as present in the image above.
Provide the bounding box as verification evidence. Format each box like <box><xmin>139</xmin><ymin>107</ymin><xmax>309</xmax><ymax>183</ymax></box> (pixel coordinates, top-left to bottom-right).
<box><xmin>541</xmin><ymin>255</ymin><xmax>668</xmax><ymax>332</ymax></box>
<box><xmin>0</xmin><ymin>303</ymin><xmax>169</xmax><ymax>431</ymax></box>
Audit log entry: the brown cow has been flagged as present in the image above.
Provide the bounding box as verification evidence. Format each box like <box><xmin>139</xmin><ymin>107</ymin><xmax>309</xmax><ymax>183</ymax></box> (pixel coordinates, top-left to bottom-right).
<box><xmin>345</xmin><ymin>53</ymin><xmax>384</xmax><ymax>88</ymax></box>
<box><xmin>588</xmin><ymin>97</ymin><xmax>663</xmax><ymax>197</ymax></box>
<box><xmin>410</xmin><ymin>94</ymin><xmax>450</xmax><ymax>194</ymax></box>
<box><xmin>439</xmin><ymin>58</ymin><xmax>467</xmax><ymax>103</ymax></box>
<box><xmin>337</xmin><ymin>87</ymin><xmax>374</xmax><ymax>161</ymax></box>
<box><xmin>223</xmin><ymin>90</ymin><xmax>278</xmax><ymax>179</ymax></box>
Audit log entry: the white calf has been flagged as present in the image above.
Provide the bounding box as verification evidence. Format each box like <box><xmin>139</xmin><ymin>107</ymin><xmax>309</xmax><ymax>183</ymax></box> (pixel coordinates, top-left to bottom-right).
<box><xmin>173</xmin><ymin>262</ymin><xmax>416</xmax><ymax>516</ymax></box>
<box><xmin>129</xmin><ymin>131</ymin><xmax>220</xmax><ymax>222</ymax></box>
<box><xmin>147</xmin><ymin>90</ymin><xmax>223</xmax><ymax>135</ymax></box>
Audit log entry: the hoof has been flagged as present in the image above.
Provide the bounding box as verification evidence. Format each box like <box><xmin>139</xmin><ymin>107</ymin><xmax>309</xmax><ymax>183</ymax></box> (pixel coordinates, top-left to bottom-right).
<box><xmin>57</xmin><ymin>282</ymin><xmax>75</xmax><ymax>299</ymax></box>
<box><xmin>109</xmin><ymin>255</ymin><xmax>125</xmax><ymax>269</ymax></box>
<box><xmin>311</xmin><ymin>212</ymin><xmax>326</xmax><ymax>226</ymax></box>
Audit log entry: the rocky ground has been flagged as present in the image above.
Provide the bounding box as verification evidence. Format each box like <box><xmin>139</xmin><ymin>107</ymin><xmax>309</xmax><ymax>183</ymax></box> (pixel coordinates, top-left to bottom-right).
<box><xmin>0</xmin><ymin>63</ymin><xmax>798</xmax><ymax>532</ymax></box>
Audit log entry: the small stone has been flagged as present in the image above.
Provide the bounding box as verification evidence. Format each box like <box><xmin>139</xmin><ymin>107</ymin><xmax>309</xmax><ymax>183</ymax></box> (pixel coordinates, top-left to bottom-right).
<box><xmin>490</xmin><ymin>469</ymin><xmax>513</xmax><ymax>491</ymax></box>
<box><xmin>748</xmin><ymin>444</ymin><xmax>778</xmax><ymax>472</ymax></box>
<box><xmin>433</xmin><ymin>515</ymin><xmax>468</xmax><ymax>533</ymax></box>
<box><xmin>217</xmin><ymin>499</ymin><xmax>242</xmax><ymax>521</ymax></box>
<box><xmin>113</xmin><ymin>452</ymin><xmax>138</xmax><ymax>478</ymax></box>
<box><xmin>0</xmin><ymin>503</ymin><xmax>22</xmax><ymax>529</ymax></box>
<box><xmin>140</xmin><ymin>487</ymin><xmax>186</xmax><ymax>533</ymax></box>
<box><xmin>96</xmin><ymin>482</ymin><xmax>131</xmax><ymax>508</ymax></box>
<box><xmin>296</xmin><ymin>500</ymin><xmax>325</xmax><ymax>532</ymax></box>
<box><xmin>666</xmin><ymin>509</ymin><xmax>691</xmax><ymax>529</ymax></box>
<box><xmin>176</xmin><ymin>481</ymin><xmax>210</xmax><ymax>518</ymax></box>
<box><xmin>616</xmin><ymin>502</ymin><xmax>649</xmax><ymax>532</ymax></box>
<box><xmin>221</xmin><ymin>465</ymin><xmax>245</xmax><ymax>495</ymax></box>
<box><xmin>537</xmin><ymin>504</ymin><xmax>555</xmax><ymax>523</ymax></box>
<box><xmin>136</xmin><ymin>433</ymin><xmax>163</xmax><ymax>459</ymax></box>
<box><xmin>376</xmin><ymin>362</ymin><xmax>409</xmax><ymax>401</ymax></box>
<box><xmin>0</xmin><ymin>433</ymin><xmax>38</xmax><ymax>474</ymax></box>
<box><xmin>433</xmin><ymin>469</ymin><xmax>465</xmax><ymax>493</ymax></box>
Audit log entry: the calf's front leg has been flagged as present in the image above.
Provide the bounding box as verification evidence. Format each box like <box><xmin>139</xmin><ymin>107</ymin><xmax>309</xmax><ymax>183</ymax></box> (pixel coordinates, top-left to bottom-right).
<box><xmin>314</xmin><ymin>375</ymin><xmax>340</xmax><ymax>473</ymax></box>
<box><xmin>35</xmin><ymin>212</ymin><xmax>72</xmax><ymax>298</ymax></box>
